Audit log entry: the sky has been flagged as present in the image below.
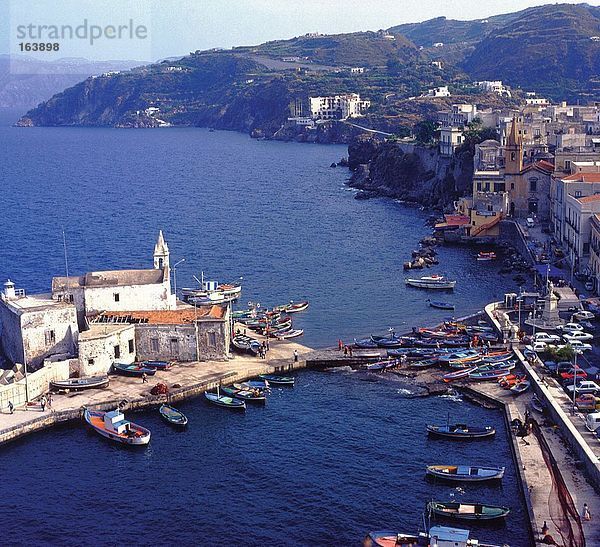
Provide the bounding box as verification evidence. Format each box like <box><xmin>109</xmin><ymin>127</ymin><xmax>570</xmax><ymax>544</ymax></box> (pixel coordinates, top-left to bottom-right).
<box><xmin>2</xmin><ymin>0</ymin><xmax>600</xmax><ymax>62</ymax></box>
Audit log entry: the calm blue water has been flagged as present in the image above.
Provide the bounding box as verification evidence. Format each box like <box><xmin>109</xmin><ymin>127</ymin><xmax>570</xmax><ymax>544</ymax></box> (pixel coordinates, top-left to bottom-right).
<box><xmin>0</xmin><ymin>109</ymin><xmax>528</xmax><ymax>545</ymax></box>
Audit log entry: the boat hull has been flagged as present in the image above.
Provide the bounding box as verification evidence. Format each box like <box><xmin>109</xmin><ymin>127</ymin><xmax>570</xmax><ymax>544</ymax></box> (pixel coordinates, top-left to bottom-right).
<box><xmin>427</xmin><ymin>424</ymin><xmax>496</xmax><ymax>439</ymax></box>
<box><xmin>427</xmin><ymin>501</ymin><xmax>510</xmax><ymax>520</ymax></box>
<box><xmin>84</xmin><ymin>409</ymin><xmax>150</xmax><ymax>445</ymax></box>
<box><xmin>426</xmin><ymin>465</ymin><xmax>505</xmax><ymax>482</ymax></box>
<box><xmin>50</xmin><ymin>376</ymin><xmax>109</xmax><ymax>391</ymax></box>
<box><xmin>159</xmin><ymin>404</ymin><xmax>188</xmax><ymax>427</ymax></box>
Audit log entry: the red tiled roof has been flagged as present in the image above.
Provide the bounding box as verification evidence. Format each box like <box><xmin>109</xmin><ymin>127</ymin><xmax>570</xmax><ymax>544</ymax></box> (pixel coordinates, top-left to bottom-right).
<box><xmin>562</xmin><ymin>173</ymin><xmax>600</xmax><ymax>183</ymax></box>
<box><xmin>577</xmin><ymin>194</ymin><xmax>600</xmax><ymax>203</ymax></box>
<box><xmin>523</xmin><ymin>160</ymin><xmax>554</xmax><ymax>174</ymax></box>
<box><xmin>97</xmin><ymin>306</ymin><xmax>226</xmax><ymax>324</ymax></box>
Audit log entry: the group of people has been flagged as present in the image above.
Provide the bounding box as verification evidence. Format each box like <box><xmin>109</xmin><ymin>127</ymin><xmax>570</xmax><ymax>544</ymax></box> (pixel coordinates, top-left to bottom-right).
<box><xmin>258</xmin><ymin>340</ymin><xmax>270</xmax><ymax>359</ymax></box>
<box><xmin>337</xmin><ymin>339</ymin><xmax>353</xmax><ymax>357</ymax></box>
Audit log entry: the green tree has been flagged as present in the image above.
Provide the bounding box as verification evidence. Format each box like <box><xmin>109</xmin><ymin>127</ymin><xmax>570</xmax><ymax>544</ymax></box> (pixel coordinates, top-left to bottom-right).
<box><xmin>413</xmin><ymin>120</ymin><xmax>438</xmax><ymax>144</ymax></box>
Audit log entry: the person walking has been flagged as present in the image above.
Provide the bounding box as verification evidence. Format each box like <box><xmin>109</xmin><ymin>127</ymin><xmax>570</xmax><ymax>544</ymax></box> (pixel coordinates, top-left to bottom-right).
<box><xmin>294</xmin><ymin>349</ymin><xmax>298</xmax><ymax>362</ymax></box>
<box><xmin>142</xmin><ymin>372</ymin><xmax>148</xmax><ymax>383</ymax></box>
<box><xmin>343</xmin><ymin>345</ymin><xmax>348</xmax><ymax>356</ymax></box>
<box><xmin>47</xmin><ymin>392</ymin><xmax>53</xmax><ymax>410</ymax></box>
<box><xmin>40</xmin><ymin>396</ymin><xmax>46</xmax><ymax>412</ymax></box>
<box><xmin>8</xmin><ymin>401</ymin><xmax>13</xmax><ymax>414</ymax></box>
<box><xmin>338</xmin><ymin>339</ymin><xmax>343</xmax><ymax>351</ymax></box>
<box><xmin>348</xmin><ymin>346</ymin><xmax>353</xmax><ymax>357</ymax></box>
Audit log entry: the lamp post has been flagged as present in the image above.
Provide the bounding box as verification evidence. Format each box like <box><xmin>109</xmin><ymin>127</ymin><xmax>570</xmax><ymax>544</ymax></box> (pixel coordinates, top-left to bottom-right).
<box><xmin>172</xmin><ymin>258</ymin><xmax>186</xmax><ymax>303</ymax></box>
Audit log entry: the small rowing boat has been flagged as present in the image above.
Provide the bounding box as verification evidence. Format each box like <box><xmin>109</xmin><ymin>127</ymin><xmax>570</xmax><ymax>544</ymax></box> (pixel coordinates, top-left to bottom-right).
<box><xmin>231</xmin><ymin>334</ymin><xmax>261</xmax><ymax>355</ymax></box>
<box><xmin>477</xmin><ymin>251</ymin><xmax>497</xmax><ymax>261</ymax></box>
<box><xmin>258</xmin><ymin>374</ymin><xmax>295</xmax><ymax>386</ymax></box>
<box><xmin>159</xmin><ymin>404</ymin><xmax>188</xmax><ymax>427</ymax></box>
<box><xmin>363</xmin><ymin>531</ymin><xmax>420</xmax><ymax>546</ymax></box>
<box><xmin>362</xmin><ymin>359</ymin><xmax>398</xmax><ymax>371</ymax></box>
<box><xmin>274</xmin><ymin>328</ymin><xmax>304</xmax><ymax>339</ymax></box>
<box><xmin>427</xmin><ymin>422</ymin><xmax>495</xmax><ymax>439</ymax></box>
<box><xmin>50</xmin><ymin>376</ymin><xmax>109</xmax><ymax>391</ymax></box>
<box><xmin>442</xmin><ymin>366</ymin><xmax>478</xmax><ymax>382</ymax></box>
<box><xmin>510</xmin><ymin>380</ymin><xmax>531</xmax><ymax>395</ymax></box>
<box><xmin>427</xmin><ymin>500</ymin><xmax>510</xmax><ymax>521</ymax></box>
<box><xmin>468</xmin><ymin>368</ymin><xmax>511</xmax><ymax>380</ymax></box>
<box><xmin>427</xmin><ymin>299</ymin><xmax>455</xmax><ymax>310</ymax></box>
<box><xmin>220</xmin><ymin>385</ymin><xmax>266</xmax><ymax>402</ymax></box>
<box><xmin>112</xmin><ymin>362</ymin><xmax>156</xmax><ymax>377</ymax></box>
<box><xmin>275</xmin><ymin>300</ymin><xmax>309</xmax><ymax>313</ymax></box>
<box><xmin>425</xmin><ymin>464</ymin><xmax>505</xmax><ymax>482</ymax></box>
<box><xmin>204</xmin><ymin>391</ymin><xmax>246</xmax><ymax>410</ymax></box>
<box><xmin>531</xmin><ymin>395</ymin><xmax>544</xmax><ymax>412</ymax></box>
<box><xmin>142</xmin><ymin>360</ymin><xmax>173</xmax><ymax>370</ymax></box>
<box><xmin>84</xmin><ymin>408</ymin><xmax>151</xmax><ymax>446</ymax></box>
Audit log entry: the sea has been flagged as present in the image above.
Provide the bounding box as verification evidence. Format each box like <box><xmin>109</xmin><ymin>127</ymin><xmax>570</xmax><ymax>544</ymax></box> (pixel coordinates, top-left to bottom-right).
<box><xmin>0</xmin><ymin>108</ymin><xmax>529</xmax><ymax>546</ymax></box>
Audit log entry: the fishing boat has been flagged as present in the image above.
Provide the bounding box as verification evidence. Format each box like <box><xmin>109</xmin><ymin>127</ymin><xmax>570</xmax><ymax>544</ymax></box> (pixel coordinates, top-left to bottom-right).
<box><xmin>427</xmin><ymin>501</ymin><xmax>510</xmax><ymax>521</ymax></box>
<box><xmin>220</xmin><ymin>385</ymin><xmax>266</xmax><ymax>403</ymax></box>
<box><xmin>427</xmin><ymin>422</ymin><xmax>496</xmax><ymax>439</ymax></box>
<box><xmin>83</xmin><ymin>408</ymin><xmax>151</xmax><ymax>445</ymax></box>
<box><xmin>236</xmin><ymin>380</ymin><xmax>271</xmax><ymax>391</ymax></box>
<box><xmin>258</xmin><ymin>374</ymin><xmax>295</xmax><ymax>386</ymax></box>
<box><xmin>468</xmin><ymin>368</ymin><xmax>511</xmax><ymax>381</ymax></box>
<box><xmin>159</xmin><ymin>404</ymin><xmax>188</xmax><ymax>427</ymax></box>
<box><xmin>50</xmin><ymin>376</ymin><xmax>109</xmax><ymax>391</ymax></box>
<box><xmin>204</xmin><ymin>390</ymin><xmax>246</xmax><ymax>410</ymax></box>
<box><xmin>354</xmin><ymin>338</ymin><xmax>379</xmax><ymax>349</ymax></box>
<box><xmin>231</xmin><ymin>334</ymin><xmax>261</xmax><ymax>355</ymax></box>
<box><xmin>181</xmin><ymin>278</ymin><xmax>242</xmax><ymax>306</ymax></box>
<box><xmin>273</xmin><ymin>328</ymin><xmax>304</xmax><ymax>339</ymax></box>
<box><xmin>531</xmin><ymin>395</ymin><xmax>544</xmax><ymax>412</ymax></box>
<box><xmin>442</xmin><ymin>366</ymin><xmax>478</xmax><ymax>382</ymax></box>
<box><xmin>142</xmin><ymin>360</ymin><xmax>173</xmax><ymax>370</ymax></box>
<box><xmin>355</xmin><ymin>350</ymin><xmax>384</xmax><ymax>359</ymax></box>
<box><xmin>427</xmin><ymin>299</ymin><xmax>455</xmax><ymax>310</ymax></box>
<box><xmin>409</xmin><ymin>358</ymin><xmax>438</xmax><ymax>369</ymax></box>
<box><xmin>482</xmin><ymin>352</ymin><xmax>513</xmax><ymax>364</ymax></box>
<box><xmin>477</xmin><ymin>251</ymin><xmax>497</xmax><ymax>261</ymax></box>
<box><xmin>371</xmin><ymin>334</ymin><xmax>404</xmax><ymax>348</ymax></box>
<box><xmin>510</xmin><ymin>380</ymin><xmax>531</xmax><ymax>395</ymax></box>
<box><xmin>425</xmin><ymin>464</ymin><xmax>505</xmax><ymax>482</ymax></box>
<box><xmin>363</xmin><ymin>531</ymin><xmax>420</xmax><ymax>546</ymax></box>
<box><xmin>112</xmin><ymin>362</ymin><xmax>157</xmax><ymax>377</ymax></box>
<box><xmin>274</xmin><ymin>300</ymin><xmax>309</xmax><ymax>313</ymax></box>
<box><xmin>405</xmin><ymin>275</ymin><xmax>456</xmax><ymax>290</ymax></box>
<box><xmin>362</xmin><ymin>359</ymin><xmax>398</xmax><ymax>371</ymax></box>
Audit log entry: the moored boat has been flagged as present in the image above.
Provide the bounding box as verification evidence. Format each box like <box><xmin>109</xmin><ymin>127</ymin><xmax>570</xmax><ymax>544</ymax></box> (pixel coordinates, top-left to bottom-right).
<box><xmin>258</xmin><ymin>374</ymin><xmax>295</xmax><ymax>386</ymax></box>
<box><xmin>220</xmin><ymin>385</ymin><xmax>266</xmax><ymax>402</ymax></box>
<box><xmin>468</xmin><ymin>368</ymin><xmax>511</xmax><ymax>380</ymax></box>
<box><xmin>427</xmin><ymin>299</ymin><xmax>455</xmax><ymax>310</ymax></box>
<box><xmin>274</xmin><ymin>300</ymin><xmax>309</xmax><ymax>313</ymax></box>
<box><xmin>84</xmin><ymin>408</ymin><xmax>151</xmax><ymax>445</ymax></box>
<box><xmin>273</xmin><ymin>328</ymin><xmax>304</xmax><ymax>339</ymax></box>
<box><xmin>405</xmin><ymin>275</ymin><xmax>456</xmax><ymax>290</ymax></box>
<box><xmin>50</xmin><ymin>375</ymin><xmax>109</xmax><ymax>391</ymax></box>
<box><xmin>112</xmin><ymin>362</ymin><xmax>156</xmax><ymax>377</ymax></box>
<box><xmin>142</xmin><ymin>360</ymin><xmax>173</xmax><ymax>370</ymax></box>
<box><xmin>427</xmin><ymin>423</ymin><xmax>496</xmax><ymax>439</ymax></box>
<box><xmin>477</xmin><ymin>251</ymin><xmax>497</xmax><ymax>261</ymax></box>
<box><xmin>442</xmin><ymin>367</ymin><xmax>478</xmax><ymax>382</ymax></box>
<box><xmin>425</xmin><ymin>464</ymin><xmax>505</xmax><ymax>482</ymax></box>
<box><xmin>427</xmin><ymin>500</ymin><xmax>510</xmax><ymax>521</ymax></box>
<box><xmin>204</xmin><ymin>391</ymin><xmax>246</xmax><ymax>410</ymax></box>
<box><xmin>231</xmin><ymin>334</ymin><xmax>261</xmax><ymax>355</ymax></box>
<box><xmin>363</xmin><ymin>531</ymin><xmax>420</xmax><ymax>546</ymax></box>
<box><xmin>159</xmin><ymin>404</ymin><xmax>188</xmax><ymax>427</ymax></box>
<box><xmin>510</xmin><ymin>380</ymin><xmax>531</xmax><ymax>395</ymax></box>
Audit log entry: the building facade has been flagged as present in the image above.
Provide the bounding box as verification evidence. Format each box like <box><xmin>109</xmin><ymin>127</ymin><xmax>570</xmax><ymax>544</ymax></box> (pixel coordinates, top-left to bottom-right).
<box><xmin>309</xmin><ymin>94</ymin><xmax>370</xmax><ymax>120</ymax></box>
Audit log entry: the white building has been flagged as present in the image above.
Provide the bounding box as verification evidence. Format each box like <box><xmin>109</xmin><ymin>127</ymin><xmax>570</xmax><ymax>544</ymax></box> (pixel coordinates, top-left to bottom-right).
<box><xmin>439</xmin><ymin>126</ymin><xmax>464</xmax><ymax>157</ymax></box>
<box><xmin>51</xmin><ymin>231</ymin><xmax>176</xmax><ymax>328</ymax></box>
<box><xmin>309</xmin><ymin>94</ymin><xmax>370</xmax><ymax>120</ymax></box>
<box><xmin>438</xmin><ymin>104</ymin><xmax>478</xmax><ymax>128</ymax></box>
<box><xmin>476</xmin><ymin>80</ymin><xmax>512</xmax><ymax>98</ymax></box>
<box><xmin>0</xmin><ymin>281</ymin><xmax>79</xmax><ymax>370</ymax></box>
<box><xmin>350</xmin><ymin>67</ymin><xmax>365</xmax><ymax>74</ymax></box>
<box><xmin>426</xmin><ymin>86</ymin><xmax>450</xmax><ymax>98</ymax></box>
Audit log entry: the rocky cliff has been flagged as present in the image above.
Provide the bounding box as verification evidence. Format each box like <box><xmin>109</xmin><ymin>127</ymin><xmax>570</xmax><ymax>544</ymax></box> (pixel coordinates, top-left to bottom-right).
<box><xmin>347</xmin><ymin>137</ymin><xmax>474</xmax><ymax>209</ymax></box>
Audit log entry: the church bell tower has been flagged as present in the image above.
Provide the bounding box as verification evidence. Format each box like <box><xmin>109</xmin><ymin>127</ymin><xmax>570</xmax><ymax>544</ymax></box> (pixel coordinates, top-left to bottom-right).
<box><xmin>504</xmin><ymin>116</ymin><xmax>523</xmax><ymax>174</ymax></box>
<box><xmin>153</xmin><ymin>230</ymin><xmax>170</xmax><ymax>270</ymax></box>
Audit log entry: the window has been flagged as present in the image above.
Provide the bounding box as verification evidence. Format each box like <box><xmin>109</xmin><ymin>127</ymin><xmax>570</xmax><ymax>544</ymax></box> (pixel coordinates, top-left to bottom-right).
<box><xmin>511</xmin><ymin>183</ymin><xmax>515</xmax><ymax>190</ymax></box>
<box><xmin>128</xmin><ymin>339</ymin><xmax>134</xmax><ymax>354</ymax></box>
<box><xmin>114</xmin><ymin>293</ymin><xmax>120</xmax><ymax>302</ymax></box>
<box><xmin>114</xmin><ymin>345</ymin><xmax>120</xmax><ymax>359</ymax></box>
<box><xmin>476</xmin><ymin>183</ymin><xmax>482</xmax><ymax>191</ymax></box>
<box><xmin>565</xmin><ymin>160</ymin><xmax>571</xmax><ymax>171</ymax></box>
<box><xmin>44</xmin><ymin>329</ymin><xmax>55</xmax><ymax>346</ymax></box>
<box><xmin>575</xmin><ymin>191</ymin><xmax>582</xmax><ymax>198</ymax></box>
<box><xmin>496</xmin><ymin>183</ymin><xmax>505</xmax><ymax>192</ymax></box>
<box><xmin>529</xmin><ymin>178</ymin><xmax>537</xmax><ymax>192</ymax></box>
<box><xmin>511</xmin><ymin>152</ymin><xmax>516</xmax><ymax>162</ymax></box>
<box><xmin>88</xmin><ymin>358</ymin><xmax>94</xmax><ymax>365</ymax></box>
<box><xmin>151</xmin><ymin>338</ymin><xmax>159</xmax><ymax>352</ymax></box>
<box><xmin>208</xmin><ymin>332</ymin><xmax>217</xmax><ymax>347</ymax></box>
<box><xmin>484</xmin><ymin>183</ymin><xmax>490</xmax><ymax>192</ymax></box>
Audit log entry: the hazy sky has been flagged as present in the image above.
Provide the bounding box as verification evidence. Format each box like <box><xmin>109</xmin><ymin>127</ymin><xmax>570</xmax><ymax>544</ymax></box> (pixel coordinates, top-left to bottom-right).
<box><xmin>3</xmin><ymin>0</ymin><xmax>600</xmax><ymax>61</ymax></box>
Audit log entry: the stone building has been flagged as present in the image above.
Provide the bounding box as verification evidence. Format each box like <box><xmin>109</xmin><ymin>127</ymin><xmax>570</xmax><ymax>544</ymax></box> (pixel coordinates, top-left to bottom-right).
<box><xmin>78</xmin><ymin>323</ymin><xmax>136</xmax><ymax>376</ymax></box>
<box><xmin>0</xmin><ymin>280</ymin><xmax>79</xmax><ymax>370</ymax></box>
<box><xmin>52</xmin><ymin>231</ymin><xmax>176</xmax><ymax>329</ymax></box>
<box><xmin>94</xmin><ymin>306</ymin><xmax>230</xmax><ymax>362</ymax></box>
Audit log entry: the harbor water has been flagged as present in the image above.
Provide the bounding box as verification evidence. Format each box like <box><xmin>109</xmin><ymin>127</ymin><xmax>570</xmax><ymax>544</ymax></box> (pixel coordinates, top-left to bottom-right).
<box><xmin>0</xmin><ymin>110</ymin><xmax>528</xmax><ymax>545</ymax></box>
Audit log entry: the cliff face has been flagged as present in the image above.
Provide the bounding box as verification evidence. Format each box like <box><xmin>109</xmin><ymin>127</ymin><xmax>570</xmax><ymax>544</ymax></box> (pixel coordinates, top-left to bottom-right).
<box><xmin>347</xmin><ymin>137</ymin><xmax>473</xmax><ymax>209</ymax></box>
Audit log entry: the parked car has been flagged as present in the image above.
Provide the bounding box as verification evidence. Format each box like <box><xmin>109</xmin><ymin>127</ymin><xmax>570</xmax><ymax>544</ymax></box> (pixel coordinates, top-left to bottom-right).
<box><xmin>557</xmin><ymin>323</ymin><xmax>584</xmax><ymax>333</ymax></box>
<box><xmin>534</xmin><ymin>332</ymin><xmax>562</xmax><ymax>344</ymax></box>
<box><xmin>543</xmin><ymin>360</ymin><xmax>557</xmax><ymax>372</ymax></box>
<box><xmin>526</xmin><ymin>217</ymin><xmax>535</xmax><ymax>228</ymax></box>
<box><xmin>575</xmin><ymin>393</ymin><xmax>600</xmax><ymax>412</ymax></box>
<box><xmin>560</xmin><ymin>366</ymin><xmax>588</xmax><ymax>382</ymax></box>
<box><xmin>566</xmin><ymin>380</ymin><xmax>600</xmax><ymax>396</ymax></box>
<box><xmin>573</xmin><ymin>310</ymin><xmax>595</xmax><ymax>321</ymax></box>
<box><xmin>563</xmin><ymin>331</ymin><xmax>594</xmax><ymax>343</ymax></box>
<box><xmin>565</xmin><ymin>340</ymin><xmax>593</xmax><ymax>352</ymax></box>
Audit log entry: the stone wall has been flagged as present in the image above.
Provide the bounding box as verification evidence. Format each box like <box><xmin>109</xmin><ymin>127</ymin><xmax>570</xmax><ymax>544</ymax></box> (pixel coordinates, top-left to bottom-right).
<box><xmin>135</xmin><ymin>320</ymin><xmax>229</xmax><ymax>362</ymax></box>
<box><xmin>78</xmin><ymin>324</ymin><xmax>136</xmax><ymax>376</ymax></box>
<box><xmin>0</xmin><ymin>301</ymin><xmax>24</xmax><ymax>365</ymax></box>
<box><xmin>0</xmin><ymin>359</ymin><xmax>71</xmax><ymax>411</ymax></box>
<box><xmin>83</xmin><ymin>282</ymin><xmax>173</xmax><ymax>316</ymax></box>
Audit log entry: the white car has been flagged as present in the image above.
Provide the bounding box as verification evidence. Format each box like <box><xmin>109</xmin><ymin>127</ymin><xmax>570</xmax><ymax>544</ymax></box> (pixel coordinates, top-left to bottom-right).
<box><xmin>566</xmin><ymin>340</ymin><xmax>593</xmax><ymax>352</ymax></box>
<box><xmin>527</xmin><ymin>341</ymin><xmax>565</xmax><ymax>353</ymax></box>
<box><xmin>566</xmin><ymin>380</ymin><xmax>600</xmax><ymax>395</ymax></box>
<box><xmin>534</xmin><ymin>332</ymin><xmax>561</xmax><ymax>344</ymax></box>
<box><xmin>573</xmin><ymin>310</ymin><xmax>595</xmax><ymax>321</ymax></box>
<box><xmin>558</xmin><ymin>322</ymin><xmax>584</xmax><ymax>334</ymax></box>
<box><xmin>563</xmin><ymin>331</ymin><xmax>594</xmax><ymax>342</ymax></box>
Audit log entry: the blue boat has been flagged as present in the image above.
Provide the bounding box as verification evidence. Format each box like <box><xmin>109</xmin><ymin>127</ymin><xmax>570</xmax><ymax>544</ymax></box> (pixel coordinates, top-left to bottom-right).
<box><xmin>142</xmin><ymin>360</ymin><xmax>173</xmax><ymax>370</ymax></box>
<box><xmin>354</xmin><ymin>338</ymin><xmax>378</xmax><ymax>349</ymax></box>
<box><xmin>427</xmin><ymin>300</ymin><xmax>455</xmax><ymax>310</ymax></box>
<box><xmin>220</xmin><ymin>385</ymin><xmax>266</xmax><ymax>402</ymax></box>
<box><xmin>112</xmin><ymin>362</ymin><xmax>156</xmax><ymax>377</ymax></box>
<box><xmin>204</xmin><ymin>391</ymin><xmax>246</xmax><ymax>410</ymax></box>
<box><xmin>159</xmin><ymin>404</ymin><xmax>188</xmax><ymax>427</ymax></box>
<box><xmin>258</xmin><ymin>374</ymin><xmax>295</xmax><ymax>386</ymax></box>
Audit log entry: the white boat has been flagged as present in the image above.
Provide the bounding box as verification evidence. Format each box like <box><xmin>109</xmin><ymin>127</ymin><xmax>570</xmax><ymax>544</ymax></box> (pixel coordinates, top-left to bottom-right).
<box><xmin>84</xmin><ymin>408</ymin><xmax>151</xmax><ymax>446</ymax></box>
<box><xmin>181</xmin><ymin>280</ymin><xmax>242</xmax><ymax>305</ymax></box>
<box><xmin>405</xmin><ymin>275</ymin><xmax>456</xmax><ymax>290</ymax></box>
<box><xmin>275</xmin><ymin>328</ymin><xmax>304</xmax><ymax>339</ymax></box>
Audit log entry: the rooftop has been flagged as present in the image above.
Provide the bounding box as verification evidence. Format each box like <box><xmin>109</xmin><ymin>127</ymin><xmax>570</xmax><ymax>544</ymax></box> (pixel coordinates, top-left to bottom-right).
<box><xmin>576</xmin><ymin>194</ymin><xmax>600</xmax><ymax>204</ymax></box>
<box><xmin>53</xmin><ymin>268</ymin><xmax>166</xmax><ymax>291</ymax></box>
<box><xmin>562</xmin><ymin>173</ymin><xmax>600</xmax><ymax>183</ymax></box>
<box><xmin>0</xmin><ymin>293</ymin><xmax>75</xmax><ymax>314</ymax></box>
<box><xmin>94</xmin><ymin>306</ymin><xmax>227</xmax><ymax>325</ymax></box>
<box><xmin>79</xmin><ymin>323</ymin><xmax>134</xmax><ymax>341</ymax></box>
